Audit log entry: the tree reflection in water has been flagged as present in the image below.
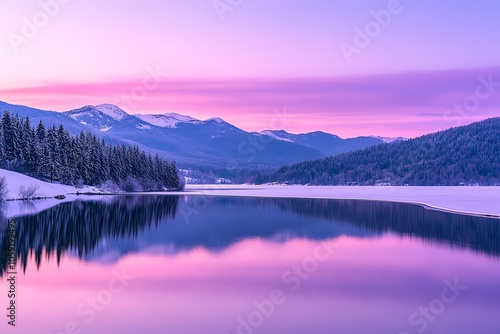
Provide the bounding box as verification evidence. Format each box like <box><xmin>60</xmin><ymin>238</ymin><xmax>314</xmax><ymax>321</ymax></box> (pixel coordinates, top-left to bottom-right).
<box><xmin>1</xmin><ymin>195</ymin><xmax>499</xmax><ymax>277</ymax></box>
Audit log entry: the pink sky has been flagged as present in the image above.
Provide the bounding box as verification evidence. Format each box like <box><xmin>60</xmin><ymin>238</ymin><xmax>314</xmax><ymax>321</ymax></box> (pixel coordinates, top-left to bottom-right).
<box><xmin>2</xmin><ymin>68</ymin><xmax>500</xmax><ymax>137</ymax></box>
<box><xmin>1</xmin><ymin>1</ymin><xmax>499</xmax><ymax>137</ymax></box>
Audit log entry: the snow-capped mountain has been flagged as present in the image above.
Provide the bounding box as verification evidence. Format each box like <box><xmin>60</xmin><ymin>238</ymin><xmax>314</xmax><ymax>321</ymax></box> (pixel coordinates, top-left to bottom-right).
<box><xmin>136</xmin><ymin>113</ymin><xmax>199</xmax><ymax>128</ymax></box>
<box><xmin>136</xmin><ymin>113</ymin><xmax>230</xmax><ymax>129</ymax></box>
<box><xmin>95</xmin><ymin>104</ymin><xmax>128</xmax><ymax>120</ymax></box>
<box><xmin>64</xmin><ymin>105</ymin><xmax>152</xmax><ymax>132</ymax></box>
<box><xmin>206</xmin><ymin>117</ymin><xmax>225</xmax><ymax>124</ymax></box>
<box><xmin>370</xmin><ymin>136</ymin><xmax>407</xmax><ymax>143</ymax></box>
<box><xmin>259</xmin><ymin>130</ymin><xmax>294</xmax><ymax>142</ymax></box>
<box><xmin>258</xmin><ymin>130</ymin><xmax>384</xmax><ymax>156</ymax></box>
<box><xmin>62</xmin><ymin>104</ymin><xmax>270</xmax><ymax>169</ymax></box>
<box><xmin>0</xmin><ymin>100</ymin><xmax>392</xmax><ymax>172</ymax></box>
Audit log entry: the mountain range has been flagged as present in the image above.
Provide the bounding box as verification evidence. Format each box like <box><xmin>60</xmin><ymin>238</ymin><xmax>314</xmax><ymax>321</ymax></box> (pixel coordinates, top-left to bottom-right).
<box><xmin>254</xmin><ymin>117</ymin><xmax>500</xmax><ymax>186</ymax></box>
<box><xmin>0</xmin><ymin>100</ymin><xmax>401</xmax><ymax>176</ymax></box>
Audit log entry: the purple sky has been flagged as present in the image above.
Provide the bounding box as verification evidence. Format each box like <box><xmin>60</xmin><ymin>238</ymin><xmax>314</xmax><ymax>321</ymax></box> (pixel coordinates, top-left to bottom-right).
<box><xmin>1</xmin><ymin>0</ymin><xmax>499</xmax><ymax>137</ymax></box>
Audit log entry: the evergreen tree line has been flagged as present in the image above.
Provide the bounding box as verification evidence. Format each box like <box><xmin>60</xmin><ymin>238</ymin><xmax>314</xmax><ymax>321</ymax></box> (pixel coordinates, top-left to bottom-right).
<box><xmin>254</xmin><ymin>118</ymin><xmax>500</xmax><ymax>186</ymax></box>
<box><xmin>0</xmin><ymin>111</ymin><xmax>184</xmax><ymax>191</ymax></box>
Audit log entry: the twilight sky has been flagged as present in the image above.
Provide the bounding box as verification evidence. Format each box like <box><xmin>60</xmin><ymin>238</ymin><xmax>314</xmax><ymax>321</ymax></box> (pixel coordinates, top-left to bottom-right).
<box><xmin>1</xmin><ymin>0</ymin><xmax>499</xmax><ymax>137</ymax></box>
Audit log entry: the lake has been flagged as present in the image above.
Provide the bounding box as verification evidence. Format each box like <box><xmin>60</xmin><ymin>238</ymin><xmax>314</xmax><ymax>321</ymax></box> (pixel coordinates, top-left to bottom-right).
<box><xmin>1</xmin><ymin>195</ymin><xmax>499</xmax><ymax>334</ymax></box>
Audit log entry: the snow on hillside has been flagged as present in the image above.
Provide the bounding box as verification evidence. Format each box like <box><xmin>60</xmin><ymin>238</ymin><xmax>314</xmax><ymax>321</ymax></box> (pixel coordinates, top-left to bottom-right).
<box><xmin>136</xmin><ymin>113</ymin><xmax>198</xmax><ymax>128</ymax></box>
<box><xmin>95</xmin><ymin>104</ymin><xmax>128</xmax><ymax>120</ymax></box>
<box><xmin>0</xmin><ymin>169</ymin><xmax>105</xmax><ymax>219</ymax></box>
<box><xmin>136</xmin><ymin>124</ymin><xmax>151</xmax><ymax>130</ymax></box>
<box><xmin>135</xmin><ymin>113</ymin><xmax>227</xmax><ymax>128</ymax></box>
<box><xmin>260</xmin><ymin>130</ymin><xmax>294</xmax><ymax>142</ymax></box>
<box><xmin>164</xmin><ymin>113</ymin><xmax>197</xmax><ymax>122</ymax></box>
<box><xmin>0</xmin><ymin>169</ymin><xmax>100</xmax><ymax>200</ymax></box>
<box><xmin>206</xmin><ymin>117</ymin><xmax>225</xmax><ymax>123</ymax></box>
<box><xmin>68</xmin><ymin>111</ymin><xmax>92</xmax><ymax>120</ymax></box>
<box><xmin>371</xmin><ymin>136</ymin><xmax>406</xmax><ymax>143</ymax></box>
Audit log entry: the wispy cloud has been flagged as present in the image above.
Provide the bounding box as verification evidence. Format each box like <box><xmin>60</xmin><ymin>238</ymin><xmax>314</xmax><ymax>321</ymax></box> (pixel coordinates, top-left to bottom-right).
<box><xmin>1</xmin><ymin>67</ymin><xmax>499</xmax><ymax>137</ymax></box>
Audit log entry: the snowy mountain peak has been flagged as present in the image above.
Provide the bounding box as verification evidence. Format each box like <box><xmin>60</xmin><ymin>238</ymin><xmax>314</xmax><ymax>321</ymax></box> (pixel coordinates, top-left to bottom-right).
<box><xmin>136</xmin><ymin>114</ymin><xmax>231</xmax><ymax>128</ymax></box>
<box><xmin>205</xmin><ymin>117</ymin><xmax>225</xmax><ymax>124</ymax></box>
<box><xmin>371</xmin><ymin>136</ymin><xmax>407</xmax><ymax>143</ymax></box>
<box><xmin>163</xmin><ymin>113</ymin><xmax>197</xmax><ymax>122</ymax></box>
<box><xmin>259</xmin><ymin>130</ymin><xmax>294</xmax><ymax>142</ymax></box>
<box><xmin>65</xmin><ymin>104</ymin><xmax>132</xmax><ymax>131</ymax></box>
<box><xmin>136</xmin><ymin>113</ymin><xmax>199</xmax><ymax>128</ymax></box>
<box><xmin>95</xmin><ymin>104</ymin><xmax>129</xmax><ymax>121</ymax></box>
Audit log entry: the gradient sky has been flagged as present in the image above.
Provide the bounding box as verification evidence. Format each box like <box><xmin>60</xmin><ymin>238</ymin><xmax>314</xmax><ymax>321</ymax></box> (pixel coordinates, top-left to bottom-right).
<box><xmin>1</xmin><ymin>0</ymin><xmax>499</xmax><ymax>137</ymax></box>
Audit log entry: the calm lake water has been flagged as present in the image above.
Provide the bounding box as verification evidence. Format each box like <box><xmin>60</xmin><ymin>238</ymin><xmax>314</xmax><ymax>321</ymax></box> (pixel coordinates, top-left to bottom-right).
<box><xmin>1</xmin><ymin>195</ymin><xmax>499</xmax><ymax>334</ymax></box>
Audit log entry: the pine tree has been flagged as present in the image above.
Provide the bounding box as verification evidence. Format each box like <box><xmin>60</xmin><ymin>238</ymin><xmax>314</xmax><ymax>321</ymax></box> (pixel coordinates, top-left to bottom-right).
<box><xmin>20</xmin><ymin>116</ymin><xmax>32</xmax><ymax>162</ymax></box>
<box><xmin>57</xmin><ymin>125</ymin><xmax>72</xmax><ymax>183</ymax></box>
<box><xmin>47</xmin><ymin>126</ymin><xmax>62</xmax><ymax>182</ymax></box>
<box><xmin>27</xmin><ymin>128</ymin><xmax>40</xmax><ymax>173</ymax></box>
<box><xmin>2</xmin><ymin>111</ymin><xmax>19</xmax><ymax>161</ymax></box>
<box><xmin>11</xmin><ymin>114</ymin><xmax>23</xmax><ymax>160</ymax></box>
<box><xmin>34</xmin><ymin>121</ymin><xmax>50</xmax><ymax>177</ymax></box>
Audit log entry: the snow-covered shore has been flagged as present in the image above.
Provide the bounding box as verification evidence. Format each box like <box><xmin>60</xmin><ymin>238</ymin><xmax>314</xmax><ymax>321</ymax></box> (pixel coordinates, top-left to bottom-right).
<box><xmin>178</xmin><ymin>185</ymin><xmax>500</xmax><ymax>218</ymax></box>
<box><xmin>2</xmin><ymin>168</ymin><xmax>499</xmax><ymax>219</ymax></box>
<box><xmin>0</xmin><ymin>169</ymin><xmax>103</xmax><ymax>219</ymax></box>
<box><xmin>0</xmin><ymin>169</ymin><xmax>100</xmax><ymax>200</ymax></box>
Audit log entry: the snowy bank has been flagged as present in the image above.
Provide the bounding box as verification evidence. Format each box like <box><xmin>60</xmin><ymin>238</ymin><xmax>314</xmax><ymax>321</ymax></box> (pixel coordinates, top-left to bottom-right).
<box><xmin>177</xmin><ymin>185</ymin><xmax>500</xmax><ymax>218</ymax></box>
<box><xmin>0</xmin><ymin>169</ymin><xmax>105</xmax><ymax>219</ymax></box>
<box><xmin>0</xmin><ymin>169</ymin><xmax>100</xmax><ymax>200</ymax></box>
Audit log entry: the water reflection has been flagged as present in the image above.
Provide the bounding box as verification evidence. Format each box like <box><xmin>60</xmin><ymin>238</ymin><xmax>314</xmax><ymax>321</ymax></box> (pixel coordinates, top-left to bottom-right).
<box><xmin>269</xmin><ymin>198</ymin><xmax>500</xmax><ymax>256</ymax></box>
<box><xmin>1</xmin><ymin>195</ymin><xmax>499</xmax><ymax>277</ymax></box>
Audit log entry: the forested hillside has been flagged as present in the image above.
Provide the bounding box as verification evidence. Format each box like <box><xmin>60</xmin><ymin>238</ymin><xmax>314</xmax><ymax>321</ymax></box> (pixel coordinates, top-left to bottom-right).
<box><xmin>0</xmin><ymin>111</ymin><xmax>183</xmax><ymax>191</ymax></box>
<box><xmin>255</xmin><ymin>118</ymin><xmax>500</xmax><ymax>186</ymax></box>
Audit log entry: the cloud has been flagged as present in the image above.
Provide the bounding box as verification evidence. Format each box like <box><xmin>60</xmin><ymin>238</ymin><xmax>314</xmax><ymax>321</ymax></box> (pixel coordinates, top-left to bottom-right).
<box><xmin>1</xmin><ymin>67</ymin><xmax>499</xmax><ymax>137</ymax></box>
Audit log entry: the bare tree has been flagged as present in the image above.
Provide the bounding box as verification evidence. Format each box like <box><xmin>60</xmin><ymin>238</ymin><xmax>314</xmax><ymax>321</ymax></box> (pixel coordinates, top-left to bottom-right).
<box><xmin>19</xmin><ymin>184</ymin><xmax>40</xmax><ymax>200</ymax></box>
